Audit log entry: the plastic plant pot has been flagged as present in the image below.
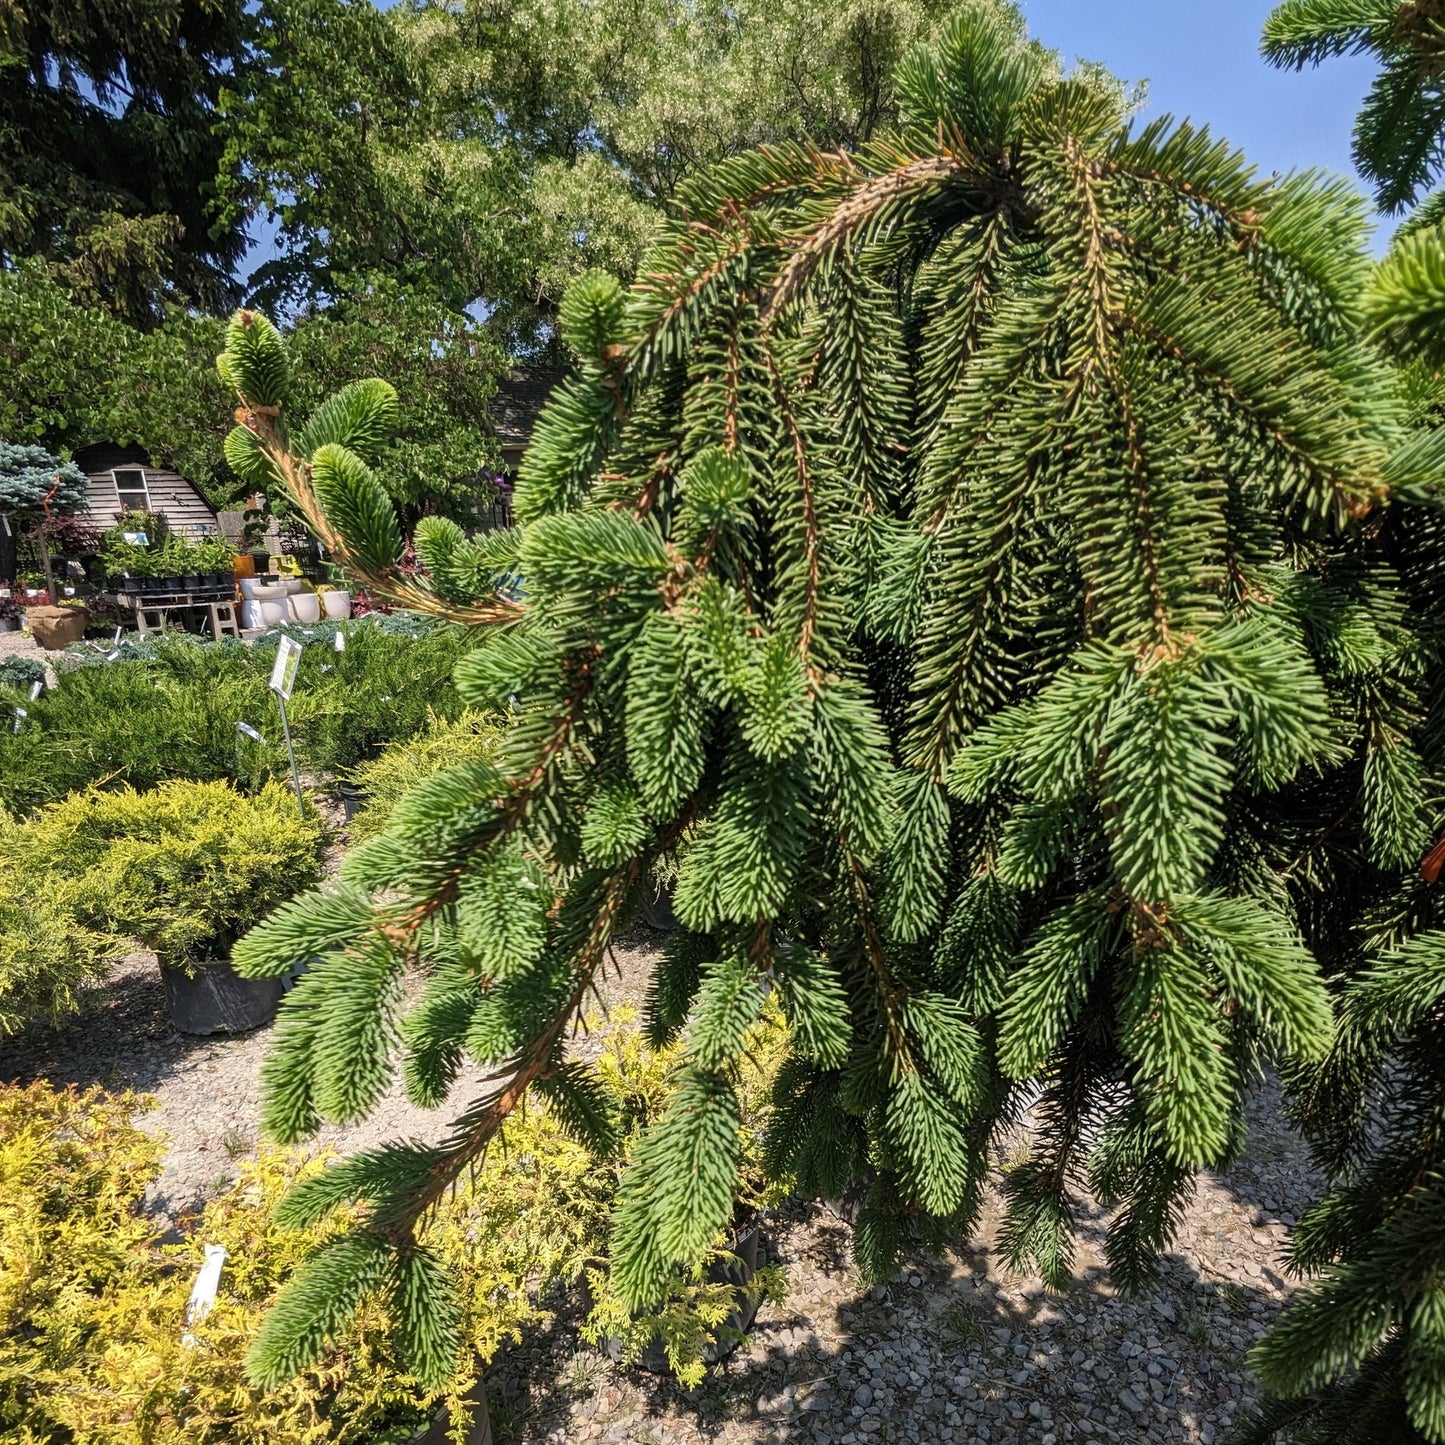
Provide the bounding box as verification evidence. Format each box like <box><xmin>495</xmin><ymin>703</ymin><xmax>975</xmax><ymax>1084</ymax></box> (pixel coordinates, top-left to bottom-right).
<box><xmin>160</xmin><ymin>958</ymin><xmax>283</xmax><ymax>1034</ymax></box>
<box><xmin>605</xmin><ymin>1218</ymin><xmax>764</xmax><ymax>1374</ymax></box>
<box><xmin>408</xmin><ymin>1382</ymin><xmax>492</xmax><ymax>1445</ymax></box>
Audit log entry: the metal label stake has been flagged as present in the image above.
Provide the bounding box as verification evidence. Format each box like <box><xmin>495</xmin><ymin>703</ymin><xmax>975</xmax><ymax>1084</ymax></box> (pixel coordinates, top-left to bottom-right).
<box><xmin>268</xmin><ymin>636</ymin><xmax>305</xmax><ymax>815</ymax></box>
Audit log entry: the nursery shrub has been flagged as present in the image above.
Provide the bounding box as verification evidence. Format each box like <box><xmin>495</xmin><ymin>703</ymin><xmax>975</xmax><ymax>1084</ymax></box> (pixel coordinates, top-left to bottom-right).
<box><xmin>0</xmin><ymin>883</ymin><xmax>107</xmax><ymax>1033</ymax></box>
<box><xmin>579</xmin><ymin>1006</ymin><xmax>789</xmax><ymax>1385</ymax></box>
<box><xmin>0</xmin><ymin>1080</ymin><xmax>607</xmax><ymax>1442</ymax></box>
<box><xmin>3</xmin><ymin>779</ymin><xmax>324</xmax><ymax>969</ymax></box>
<box><xmin>0</xmin><ymin>654</ymin><xmax>45</xmax><ymax>693</ymax></box>
<box><xmin>346</xmin><ymin>709</ymin><xmax>505</xmax><ymax>842</ymax></box>
<box><xmin>0</xmin><ymin>624</ymin><xmax>471</xmax><ymax>813</ymax></box>
<box><xmin>282</xmin><ymin>620</ymin><xmax>472</xmax><ymax>776</ymax></box>
<box><xmin>0</xmin><ymin>656</ymin><xmax>275</xmax><ymax>813</ymax></box>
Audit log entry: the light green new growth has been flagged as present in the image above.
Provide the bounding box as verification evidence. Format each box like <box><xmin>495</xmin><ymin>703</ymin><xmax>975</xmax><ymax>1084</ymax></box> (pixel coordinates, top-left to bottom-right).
<box><xmin>214</xmin><ymin>2</ymin><xmax>1445</xmax><ymax>1413</ymax></box>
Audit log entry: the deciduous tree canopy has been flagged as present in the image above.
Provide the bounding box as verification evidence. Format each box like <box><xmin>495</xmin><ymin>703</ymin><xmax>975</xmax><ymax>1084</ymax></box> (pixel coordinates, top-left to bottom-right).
<box><xmin>0</xmin><ymin>0</ymin><xmax>249</xmax><ymax>322</ymax></box>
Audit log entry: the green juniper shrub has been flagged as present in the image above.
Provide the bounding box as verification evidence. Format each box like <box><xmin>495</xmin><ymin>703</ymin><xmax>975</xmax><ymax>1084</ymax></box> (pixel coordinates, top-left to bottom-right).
<box><xmin>0</xmin><ymin>653</ymin><xmax>277</xmax><ymax>814</ymax></box>
<box><xmin>0</xmin><ymin>623</ymin><xmax>471</xmax><ymax>812</ymax></box>
<box><xmin>0</xmin><ymin>654</ymin><xmax>45</xmax><ymax>693</ymax></box>
<box><xmin>0</xmin><ymin>856</ymin><xmax>107</xmax><ymax>1033</ymax></box>
<box><xmin>280</xmin><ymin>619</ymin><xmax>471</xmax><ymax>777</ymax></box>
<box><xmin>0</xmin><ymin>778</ymin><xmax>313</xmax><ymax>1031</ymax></box>
<box><xmin>16</xmin><ymin>779</ymin><xmax>323</xmax><ymax>971</ymax></box>
<box><xmin>344</xmin><ymin>710</ymin><xmax>506</xmax><ymax>843</ymax></box>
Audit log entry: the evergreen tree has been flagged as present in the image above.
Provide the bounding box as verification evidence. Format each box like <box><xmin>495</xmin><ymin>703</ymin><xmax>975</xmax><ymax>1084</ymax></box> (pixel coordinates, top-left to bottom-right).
<box><xmin>1218</xmin><ymin>6</ymin><xmax>1445</xmax><ymax>1441</ymax></box>
<box><xmin>1263</xmin><ymin>0</ymin><xmax>1445</xmax><ymax>215</ymax></box>
<box><xmin>0</xmin><ymin>0</ymin><xmax>249</xmax><ymax>322</ymax></box>
<box><xmin>223</xmin><ymin>1</ymin><xmax>1433</xmax><ymax>1394</ymax></box>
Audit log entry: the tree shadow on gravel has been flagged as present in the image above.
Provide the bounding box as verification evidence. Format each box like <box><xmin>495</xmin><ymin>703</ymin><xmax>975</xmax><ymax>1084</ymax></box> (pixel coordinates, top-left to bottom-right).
<box><xmin>484</xmin><ymin>1196</ymin><xmax>1285</xmax><ymax>1445</ymax></box>
<box><xmin>0</xmin><ymin>954</ymin><xmax>247</xmax><ymax>1094</ymax></box>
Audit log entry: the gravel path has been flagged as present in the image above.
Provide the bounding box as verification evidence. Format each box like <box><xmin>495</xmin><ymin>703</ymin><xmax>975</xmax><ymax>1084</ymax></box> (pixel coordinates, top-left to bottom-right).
<box><xmin>483</xmin><ymin>1076</ymin><xmax>1313</xmax><ymax>1445</ymax></box>
<box><xmin>2</xmin><ymin>926</ymin><xmax>1316</xmax><ymax>1444</ymax></box>
<box><xmin>0</xmin><ymin>933</ymin><xmax>665</xmax><ymax>1220</ymax></box>
<box><xmin>0</xmin><ymin>624</ymin><xmax>55</xmax><ymax>676</ymax></box>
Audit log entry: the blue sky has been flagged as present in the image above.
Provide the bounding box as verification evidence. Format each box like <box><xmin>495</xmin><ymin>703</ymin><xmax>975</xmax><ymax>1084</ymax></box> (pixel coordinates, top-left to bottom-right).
<box><xmin>1022</xmin><ymin>0</ymin><xmax>1385</xmax><ymax>241</ymax></box>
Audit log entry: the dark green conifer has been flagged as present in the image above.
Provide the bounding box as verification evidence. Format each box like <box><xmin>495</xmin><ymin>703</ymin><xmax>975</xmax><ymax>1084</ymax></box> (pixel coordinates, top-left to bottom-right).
<box><xmin>222</xmin><ymin>1</ymin><xmax>1437</xmax><ymax>1398</ymax></box>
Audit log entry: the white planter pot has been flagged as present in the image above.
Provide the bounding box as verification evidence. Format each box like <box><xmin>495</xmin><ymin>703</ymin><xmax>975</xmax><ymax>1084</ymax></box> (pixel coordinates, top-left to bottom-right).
<box><xmin>240</xmin><ymin>601</ymin><xmax>264</xmax><ymax>629</ymax></box>
<box><xmin>321</xmin><ymin>590</ymin><xmax>352</xmax><ymax>620</ymax></box>
<box><xmin>286</xmin><ymin>593</ymin><xmax>322</xmax><ymax>625</ymax></box>
<box><xmin>249</xmin><ymin>582</ymin><xmax>290</xmax><ymax>602</ymax></box>
<box><xmin>257</xmin><ymin>599</ymin><xmax>288</xmax><ymax>626</ymax></box>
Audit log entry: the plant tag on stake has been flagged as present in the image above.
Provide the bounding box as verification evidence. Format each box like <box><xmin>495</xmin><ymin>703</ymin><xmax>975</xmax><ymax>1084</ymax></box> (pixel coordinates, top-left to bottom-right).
<box><xmin>11</xmin><ymin>707</ymin><xmax>25</xmax><ymax>734</ymax></box>
<box><xmin>181</xmin><ymin>1244</ymin><xmax>227</xmax><ymax>1348</ymax></box>
<box><xmin>269</xmin><ymin>636</ymin><xmax>302</xmax><ymax>700</ymax></box>
<box><xmin>268</xmin><ymin>638</ymin><xmax>306</xmax><ymax>816</ymax></box>
<box><xmin>27</xmin><ymin>680</ymin><xmax>42</xmax><ymax>701</ymax></box>
<box><xmin>333</xmin><ymin>628</ymin><xmax>346</xmax><ymax>652</ymax></box>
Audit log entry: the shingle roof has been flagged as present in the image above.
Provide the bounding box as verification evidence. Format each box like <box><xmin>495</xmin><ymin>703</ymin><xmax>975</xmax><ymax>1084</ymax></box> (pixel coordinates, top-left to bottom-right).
<box><xmin>491</xmin><ymin>364</ymin><xmax>568</xmax><ymax>447</ymax></box>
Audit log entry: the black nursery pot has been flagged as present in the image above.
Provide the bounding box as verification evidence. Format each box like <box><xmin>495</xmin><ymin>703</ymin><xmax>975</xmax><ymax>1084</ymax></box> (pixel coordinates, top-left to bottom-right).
<box><xmin>605</xmin><ymin>1217</ymin><xmax>764</xmax><ymax>1374</ymax></box>
<box><xmin>335</xmin><ymin>781</ymin><xmax>364</xmax><ymax>823</ymax></box>
<box><xmin>640</xmin><ymin>882</ymin><xmax>679</xmax><ymax>932</ymax></box>
<box><xmin>408</xmin><ymin>1380</ymin><xmax>493</xmax><ymax>1445</ymax></box>
<box><xmin>182</xmin><ymin>572</ymin><xmax>201</xmax><ymax>591</ymax></box>
<box><xmin>160</xmin><ymin>958</ymin><xmax>283</xmax><ymax>1034</ymax></box>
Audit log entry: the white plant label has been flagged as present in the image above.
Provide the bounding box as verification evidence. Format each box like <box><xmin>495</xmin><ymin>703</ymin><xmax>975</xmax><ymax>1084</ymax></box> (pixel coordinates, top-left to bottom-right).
<box><xmin>181</xmin><ymin>1243</ymin><xmax>228</xmax><ymax>1347</ymax></box>
<box><xmin>269</xmin><ymin>635</ymin><xmax>303</xmax><ymax>699</ymax></box>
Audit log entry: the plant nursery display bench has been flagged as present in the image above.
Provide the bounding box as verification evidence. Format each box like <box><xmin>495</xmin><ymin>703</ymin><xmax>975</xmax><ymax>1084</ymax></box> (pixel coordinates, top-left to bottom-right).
<box><xmin>114</xmin><ymin>585</ymin><xmax>241</xmax><ymax>640</ymax></box>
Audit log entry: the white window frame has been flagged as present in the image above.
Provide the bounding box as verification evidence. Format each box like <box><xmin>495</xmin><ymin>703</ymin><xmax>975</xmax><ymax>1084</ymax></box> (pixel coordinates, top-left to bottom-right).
<box><xmin>112</xmin><ymin>468</ymin><xmax>152</xmax><ymax>515</ymax></box>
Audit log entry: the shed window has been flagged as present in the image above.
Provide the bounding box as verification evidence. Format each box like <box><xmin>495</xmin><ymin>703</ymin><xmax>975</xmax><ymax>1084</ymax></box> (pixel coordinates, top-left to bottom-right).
<box><xmin>113</xmin><ymin>468</ymin><xmax>151</xmax><ymax>515</ymax></box>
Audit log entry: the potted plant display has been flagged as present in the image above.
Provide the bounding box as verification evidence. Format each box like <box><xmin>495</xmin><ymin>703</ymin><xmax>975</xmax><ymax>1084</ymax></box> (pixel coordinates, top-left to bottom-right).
<box><xmin>193</xmin><ymin>535</ymin><xmax>237</xmax><ymax>589</ymax></box>
<box><xmin>0</xmin><ymin>593</ymin><xmax>18</xmax><ymax>633</ymax></box>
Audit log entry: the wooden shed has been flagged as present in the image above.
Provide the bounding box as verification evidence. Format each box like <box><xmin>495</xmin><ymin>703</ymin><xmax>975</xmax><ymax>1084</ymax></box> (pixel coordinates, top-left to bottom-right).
<box><xmin>489</xmin><ymin>364</ymin><xmax>567</xmax><ymax>473</ymax></box>
<box><xmin>74</xmin><ymin>443</ymin><xmax>219</xmax><ymax>537</ymax></box>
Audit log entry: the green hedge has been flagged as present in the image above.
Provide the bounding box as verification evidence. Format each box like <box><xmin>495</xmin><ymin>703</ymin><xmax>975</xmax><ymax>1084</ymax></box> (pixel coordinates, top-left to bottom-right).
<box><xmin>0</xmin><ymin>621</ymin><xmax>473</xmax><ymax>815</ymax></box>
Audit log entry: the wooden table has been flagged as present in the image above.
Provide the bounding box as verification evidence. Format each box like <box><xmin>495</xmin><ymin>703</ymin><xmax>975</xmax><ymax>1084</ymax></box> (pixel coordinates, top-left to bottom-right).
<box><xmin>114</xmin><ymin>588</ymin><xmax>241</xmax><ymax>640</ymax></box>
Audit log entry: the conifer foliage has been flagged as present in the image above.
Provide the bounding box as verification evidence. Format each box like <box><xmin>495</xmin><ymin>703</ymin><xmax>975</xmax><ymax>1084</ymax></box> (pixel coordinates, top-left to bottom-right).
<box><xmin>223</xmin><ymin>2</ymin><xmax>1435</xmax><ymax>1398</ymax></box>
<box><xmin>1227</xmin><ymin>6</ymin><xmax>1445</xmax><ymax>1441</ymax></box>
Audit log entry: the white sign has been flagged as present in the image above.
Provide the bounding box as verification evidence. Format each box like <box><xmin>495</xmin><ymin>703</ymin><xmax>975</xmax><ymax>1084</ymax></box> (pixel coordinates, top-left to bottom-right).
<box><xmin>181</xmin><ymin>1244</ymin><xmax>227</xmax><ymax>1347</ymax></box>
<box><xmin>268</xmin><ymin>636</ymin><xmax>303</xmax><ymax>700</ymax></box>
